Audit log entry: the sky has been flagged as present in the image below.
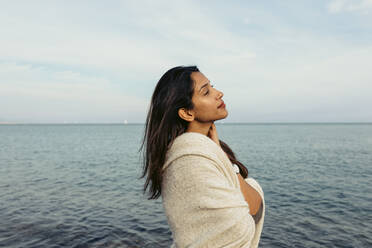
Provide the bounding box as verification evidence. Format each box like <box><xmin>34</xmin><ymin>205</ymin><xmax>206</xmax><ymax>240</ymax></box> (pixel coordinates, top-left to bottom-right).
<box><xmin>1</xmin><ymin>0</ymin><xmax>372</xmax><ymax>123</ymax></box>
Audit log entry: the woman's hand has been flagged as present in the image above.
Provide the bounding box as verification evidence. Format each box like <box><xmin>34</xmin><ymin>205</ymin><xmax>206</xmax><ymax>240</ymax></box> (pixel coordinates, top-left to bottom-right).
<box><xmin>207</xmin><ymin>123</ymin><xmax>220</xmax><ymax>146</ymax></box>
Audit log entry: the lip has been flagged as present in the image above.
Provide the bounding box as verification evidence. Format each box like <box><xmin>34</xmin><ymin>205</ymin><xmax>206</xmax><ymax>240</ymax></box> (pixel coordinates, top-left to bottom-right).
<box><xmin>218</xmin><ymin>101</ymin><xmax>225</xmax><ymax>108</ymax></box>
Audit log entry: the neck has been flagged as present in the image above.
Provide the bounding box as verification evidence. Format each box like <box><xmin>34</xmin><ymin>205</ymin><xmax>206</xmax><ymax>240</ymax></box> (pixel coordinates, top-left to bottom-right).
<box><xmin>186</xmin><ymin>121</ymin><xmax>212</xmax><ymax>136</ymax></box>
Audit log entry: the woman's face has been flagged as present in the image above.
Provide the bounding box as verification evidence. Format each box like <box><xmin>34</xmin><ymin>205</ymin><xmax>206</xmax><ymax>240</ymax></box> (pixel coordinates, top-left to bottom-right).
<box><xmin>190</xmin><ymin>72</ymin><xmax>228</xmax><ymax>123</ymax></box>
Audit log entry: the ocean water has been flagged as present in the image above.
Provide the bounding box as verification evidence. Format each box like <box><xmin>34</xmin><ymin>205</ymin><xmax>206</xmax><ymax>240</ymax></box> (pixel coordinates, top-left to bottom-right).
<box><xmin>0</xmin><ymin>123</ymin><xmax>371</xmax><ymax>248</ymax></box>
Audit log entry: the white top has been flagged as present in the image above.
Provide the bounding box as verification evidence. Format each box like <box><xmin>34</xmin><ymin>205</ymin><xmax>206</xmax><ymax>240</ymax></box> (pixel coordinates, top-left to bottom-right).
<box><xmin>161</xmin><ymin>132</ymin><xmax>265</xmax><ymax>248</ymax></box>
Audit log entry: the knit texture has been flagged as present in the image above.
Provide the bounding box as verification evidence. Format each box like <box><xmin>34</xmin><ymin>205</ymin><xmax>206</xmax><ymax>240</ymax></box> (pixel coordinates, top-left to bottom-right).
<box><xmin>161</xmin><ymin>132</ymin><xmax>265</xmax><ymax>248</ymax></box>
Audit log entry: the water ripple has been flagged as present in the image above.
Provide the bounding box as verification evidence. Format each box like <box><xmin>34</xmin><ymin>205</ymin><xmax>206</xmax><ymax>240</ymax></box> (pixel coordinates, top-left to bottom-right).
<box><xmin>1</xmin><ymin>124</ymin><xmax>371</xmax><ymax>247</ymax></box>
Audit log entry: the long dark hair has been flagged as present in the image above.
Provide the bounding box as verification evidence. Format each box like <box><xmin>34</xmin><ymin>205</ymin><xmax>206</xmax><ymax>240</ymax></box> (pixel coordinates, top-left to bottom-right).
<box><xmin>140</xmin><ymin>66</ymin><xmax>248</xmax><ymax>200</ymax></box>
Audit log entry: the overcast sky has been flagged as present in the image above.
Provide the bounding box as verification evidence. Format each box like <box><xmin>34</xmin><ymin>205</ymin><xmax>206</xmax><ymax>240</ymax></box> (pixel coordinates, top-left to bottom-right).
<box><xmin>1</xmin><ymin>0</ymin><xmax>371</xmax><ymax>123</ymax></box>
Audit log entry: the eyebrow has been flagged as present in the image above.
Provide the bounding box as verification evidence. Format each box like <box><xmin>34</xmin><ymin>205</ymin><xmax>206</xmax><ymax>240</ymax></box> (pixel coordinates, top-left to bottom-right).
<box><xmin>198</xmin><ymin>81</ymin><xmax>210</xmax><ymax>93</ymax></box>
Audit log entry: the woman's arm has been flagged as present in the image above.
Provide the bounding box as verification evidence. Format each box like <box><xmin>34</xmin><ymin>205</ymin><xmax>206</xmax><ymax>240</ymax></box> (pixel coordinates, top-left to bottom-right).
<box><xmin>162</xmin><ymin>154</ymin><xmax>259</xmax><ymax>247</ymax></box>
<box><xmin>208</xmin><ymin>123</ymin><xmax>263</xmax><ymax>223</ymax></box>
<box><xmin>237</xmin><ymin>173</ymin><xmax>262</xmax><ymax>216</ymax></box>
<box><xmin>208</xmin><ymin>123</ymin><xmax>263</xmax><ymax>217</ymax></box>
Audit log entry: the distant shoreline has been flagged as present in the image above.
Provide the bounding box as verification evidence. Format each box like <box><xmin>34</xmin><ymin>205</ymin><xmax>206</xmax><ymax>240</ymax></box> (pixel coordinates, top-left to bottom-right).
<box><xmin>1</xmin><ymin>122</ymin><xmax>372</xmax><ymax>125</ymax></box>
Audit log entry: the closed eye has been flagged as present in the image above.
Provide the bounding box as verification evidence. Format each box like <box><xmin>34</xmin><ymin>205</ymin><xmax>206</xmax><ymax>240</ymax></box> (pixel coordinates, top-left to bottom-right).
<box><xmin>204</xmin><ymin>84</ymin><xmax>214</xmax><ymax>95</ymax></box>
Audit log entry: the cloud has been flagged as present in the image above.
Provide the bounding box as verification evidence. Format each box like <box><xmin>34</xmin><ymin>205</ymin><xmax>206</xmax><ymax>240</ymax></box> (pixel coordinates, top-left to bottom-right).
<box><xmin>222</xmin><ymin>46</ymin><xmax>372</xmax><ymax>122</ymax></box>
<box><xmin>0</xmin><ymin>1</ymin><xmax>260</xmax><ymax>122</ymax></box>
<box><xmin>0</xmin><ymin>1</ymin><xmax>371</xmax><ymax>122</ymax></box>
<box><xmin>0</xmin><ymin>1</ymin><xmax>256</xmax><ymax>80</ymax></box>
<box><xmin>327</xmin><ymin>0</ymin><xmax>372</xmax><ymax>14</ymax></box>
<box><xmin>0</xmin><ymin>63</ymin><xmax>148</xmax><ymax>123</ymax></box>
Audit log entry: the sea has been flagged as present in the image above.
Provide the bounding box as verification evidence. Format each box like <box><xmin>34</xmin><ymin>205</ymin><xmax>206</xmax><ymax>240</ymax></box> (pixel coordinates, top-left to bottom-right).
<box><xmin>0</xmin><ymin>123</ymin><xmax>371</xmax><ymax>248</ymax></box>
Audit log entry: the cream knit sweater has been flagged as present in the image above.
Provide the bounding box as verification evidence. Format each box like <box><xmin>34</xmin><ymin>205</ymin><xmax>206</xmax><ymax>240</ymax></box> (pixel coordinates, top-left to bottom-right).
<box><xmin>161</xmin><ymin>132</ymin><xmax>265</xmax><ymax>248</ymax></box>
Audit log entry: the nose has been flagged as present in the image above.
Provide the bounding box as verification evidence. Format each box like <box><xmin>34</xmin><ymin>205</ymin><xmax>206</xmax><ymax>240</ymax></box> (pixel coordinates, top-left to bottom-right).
<box><xmin>217</xmin><ymin>90</ymin><xmax>224</xmax><ymax>99</ymax></box>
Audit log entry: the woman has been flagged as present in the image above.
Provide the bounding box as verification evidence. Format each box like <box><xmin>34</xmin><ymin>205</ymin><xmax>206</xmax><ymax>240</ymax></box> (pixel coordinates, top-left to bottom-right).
<box><xmin>140</xmin><ymin>66</ymin><xmax>265</xmax><ymax>247</ymax></box>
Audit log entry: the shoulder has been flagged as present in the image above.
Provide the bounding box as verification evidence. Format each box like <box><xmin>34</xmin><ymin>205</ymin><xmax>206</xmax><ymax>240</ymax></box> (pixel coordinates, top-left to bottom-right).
<box><xmin>169</xmin><ymin>132</ymin><xmax>219</xmax><ymax>154</ymax></box>
<box><xmin>245</xmin><ymin>177</ymin><xmax>264</xmax><ymax>197</ymax></box>
<box><xmin>162</xmin><ymin>132</ymin><xmax>221</xmax><ymax>171</ymax></box>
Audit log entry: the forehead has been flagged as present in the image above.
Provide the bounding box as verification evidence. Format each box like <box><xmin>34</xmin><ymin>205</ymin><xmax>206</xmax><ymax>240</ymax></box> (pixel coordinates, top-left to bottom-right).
<box><xmin>191</xmin><ymin>72</ymin><xmax>210</xmax><ymax>88</ymax></box>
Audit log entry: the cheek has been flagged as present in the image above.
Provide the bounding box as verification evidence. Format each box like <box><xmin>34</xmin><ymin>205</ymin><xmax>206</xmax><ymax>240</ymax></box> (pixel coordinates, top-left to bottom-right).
<box><xmin>194</xmin><ymin>99</ymin><xmax>213</xmax><ymax>113</ymax></box>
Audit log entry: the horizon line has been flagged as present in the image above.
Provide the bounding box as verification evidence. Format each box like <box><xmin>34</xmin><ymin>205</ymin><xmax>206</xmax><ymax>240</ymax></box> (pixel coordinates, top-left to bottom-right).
<box><xmin>1</xmin><ymin>121</ymin><xmax>372</xmax><ymax>125</ymax></box>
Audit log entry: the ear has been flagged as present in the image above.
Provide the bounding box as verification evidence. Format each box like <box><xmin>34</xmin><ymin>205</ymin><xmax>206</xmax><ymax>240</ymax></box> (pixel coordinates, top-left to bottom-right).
<box><xmin>178</xmin><ymin>108</ymin><xmax>195</xmax><ymax>122</ymax></box>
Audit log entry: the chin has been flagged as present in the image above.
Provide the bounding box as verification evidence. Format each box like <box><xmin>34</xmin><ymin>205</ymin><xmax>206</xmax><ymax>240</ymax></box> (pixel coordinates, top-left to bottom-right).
<box><xmin>216</xmin><ymin>112</ymin><xmax>228</xmax><ymax>121</ymax></box>
<box><xmin>222</xmin><ymin>109</ymin><xmax>228</xmax><ymax>119</ymax></box>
